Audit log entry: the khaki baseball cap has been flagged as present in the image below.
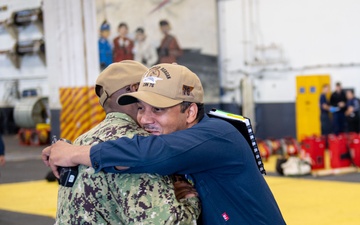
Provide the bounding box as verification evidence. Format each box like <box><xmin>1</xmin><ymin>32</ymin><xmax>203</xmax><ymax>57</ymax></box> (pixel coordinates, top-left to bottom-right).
<box><xmin>95</xmin><ymin>60</ymin><xmax>147</xmax><ymax>106</ymax></box>
<box><xmin>118</xmin><ymin>63</ymin><xmax>204</xmax><ymax>108</ymax></box>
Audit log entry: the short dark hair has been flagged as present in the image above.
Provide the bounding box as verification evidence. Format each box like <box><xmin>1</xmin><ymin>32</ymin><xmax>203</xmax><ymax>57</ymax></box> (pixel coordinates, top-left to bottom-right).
<box><xmin>180</xmin><ymin>102</ymin><xmax>205</xmax><ymax>122</ymax></box>
<box><xmin>118</xmin><ymin>22</ymin><xmax>128</xmax><ymax>29</ymax></box>
<box><xmin>136</xmin><ymin>27</ymin><xmax>144</xmax><ymax>34</ymax></box>
<box><xmin>335</xmin><ymin>82</ymin><xmax>341</xmax><ymax>87</ymax></box>
<box><xmin>347</xmin><ymin>89</ymin><xmax>354</xmax><ymax>95</ymax></box>
<box><xmin>159</xmin><ymin>20</ymin><xmax>169</xmax><ymax>26</ymax></box>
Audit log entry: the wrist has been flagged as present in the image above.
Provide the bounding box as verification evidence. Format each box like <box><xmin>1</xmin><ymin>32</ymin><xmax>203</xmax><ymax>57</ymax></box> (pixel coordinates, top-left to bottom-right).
<box><xmin>72</xmin><ymin>146</ymin><xmax>91</xmax><ymax>166</ymax></box>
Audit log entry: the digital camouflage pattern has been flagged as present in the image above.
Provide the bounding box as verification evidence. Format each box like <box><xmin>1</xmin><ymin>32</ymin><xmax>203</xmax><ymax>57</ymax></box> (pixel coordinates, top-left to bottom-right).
<box><xmin>56</xmin><ymin>112</ymin><xmax>200</xmax><ymax>225</ymax></box>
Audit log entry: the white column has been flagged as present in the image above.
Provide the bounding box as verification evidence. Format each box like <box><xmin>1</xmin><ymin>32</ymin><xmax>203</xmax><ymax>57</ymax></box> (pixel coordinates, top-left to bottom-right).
<box><xmin>43</xmin><ymin>0</ymin><xmax>99</xmax><ymax>136</ymax></box>
<box><xmin>82</xmin><ymin>0</ymin><xmax>100</xmax><ymax>87</ymax></box>
<box><xmin>43</xmin><ymin>0</ymin><xmax>99</xmax><ymax>108</ymax></box>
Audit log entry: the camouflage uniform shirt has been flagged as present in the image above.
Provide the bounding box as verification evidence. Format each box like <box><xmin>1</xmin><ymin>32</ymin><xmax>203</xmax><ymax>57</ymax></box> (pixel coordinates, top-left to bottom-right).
<box><xmin>56</xmin><ymin>112</ymin><xmax>200</xmax><ymax>225</ymax></box>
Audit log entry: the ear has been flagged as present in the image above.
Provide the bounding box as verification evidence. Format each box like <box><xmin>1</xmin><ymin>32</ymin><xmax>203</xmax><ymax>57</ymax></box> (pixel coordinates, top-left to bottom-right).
<box><xmin>130</xmin><ymin>83</ymin><xmax>140</xmax><ymax>92</ymax></box>
<box><xmin>186</xmin><ymin>103</ymin><xmax>198</xmax><ymax>124</ymax></box>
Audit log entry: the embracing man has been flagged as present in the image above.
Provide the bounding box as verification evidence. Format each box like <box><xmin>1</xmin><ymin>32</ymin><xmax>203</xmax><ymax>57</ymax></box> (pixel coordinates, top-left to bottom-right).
<box><xmin>44</xmin><ymin>63</ymin><xmax>285</xmax><ymax>225</ymax></box>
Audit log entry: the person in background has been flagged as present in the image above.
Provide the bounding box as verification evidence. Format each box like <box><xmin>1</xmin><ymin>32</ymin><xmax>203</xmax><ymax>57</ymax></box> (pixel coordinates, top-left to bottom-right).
<box><xmin>133</xmin><ymin>27</ymin><xmax>158</xmax><ymax>67</ymax></box>
<box><xmin>55</xmin><ymin>61</ymin><xmax>200</xmax><ymax>224</ymax></box>
<box><xmin>157</xmin><ymin>20</ymin><xmax>182</xmax><ymax>63</ymax></box>
<box><xmin>113</xmin><ymin>23</ymin><xmax>134</xmax><ymax>62</ymax></box>
<box><xmin>0</xmin><ymin>135</ymin><xmax>5</xmax><ymax>166</ymax></box>
<box><xmin>43</xmin><ymin>63</ymin><xmax>286</xmax><ymax>225</ymax></box>
<box><xmin>319</xmin><ymin>84</ymin><xmax>332</xmax><ymax>138</ymax></box>
<box><xmin>330</xmin><ymin>82</ymin><xmax>347</xmax><ymax>135</ymax></box>
<box><xmin>345</xmin><ymin>89</ymin><xmax>360</xmax><ymax>133</ymax></box>
<box><xmin>98</xmin><ymin>21</ymin><xmax>113</xmax><ymax>70</ymax></box>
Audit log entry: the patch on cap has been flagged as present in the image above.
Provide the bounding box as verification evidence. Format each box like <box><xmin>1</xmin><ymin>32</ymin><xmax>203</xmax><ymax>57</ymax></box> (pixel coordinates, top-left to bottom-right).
<box><xmin>143</xmin><ymin>76</ymin><xmax>163</xmax><ymax>84</ymax></box>
<box><xmin>141</xmin><ymin>66</ymin><xmax>171</xmax><ymax>87</ymax></box>
<box><xmin>182</xmin><ymin>85</ymin><xmax>194</xmax><ymax>97</ymax></box>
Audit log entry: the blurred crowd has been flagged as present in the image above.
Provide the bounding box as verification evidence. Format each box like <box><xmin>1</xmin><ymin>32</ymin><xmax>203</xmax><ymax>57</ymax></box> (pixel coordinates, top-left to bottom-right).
<box><xmin>320</xmin><ymin>82</ymin><xmax>360</xmax><ymax>136</ymax></box>
<box><xmin>98</xmin><ymin>19</ymin><xmax>182</xmax><ymax>70</ymax></box>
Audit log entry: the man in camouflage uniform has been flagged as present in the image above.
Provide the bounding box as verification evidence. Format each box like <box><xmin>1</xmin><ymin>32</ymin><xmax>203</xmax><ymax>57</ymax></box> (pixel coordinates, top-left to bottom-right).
<box><xmin>56</xmin><ymin>61</ymin><xmax>200</xmax><ymax>224</ymax></box>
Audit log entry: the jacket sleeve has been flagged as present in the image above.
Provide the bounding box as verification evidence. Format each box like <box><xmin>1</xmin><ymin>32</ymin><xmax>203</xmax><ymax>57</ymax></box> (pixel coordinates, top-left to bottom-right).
<box><xmin>355</xmin><ymin>98</ymin><xmax>360</xmax><ymax>111</ymax></box>
<box><xmin>90</xmin><ymin>119</ymin><xmax>245</xmax><ymax>175</ymax></box>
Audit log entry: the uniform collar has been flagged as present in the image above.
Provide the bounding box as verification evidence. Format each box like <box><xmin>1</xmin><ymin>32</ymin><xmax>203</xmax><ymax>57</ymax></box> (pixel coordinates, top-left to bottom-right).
<box><xmin>105</xmin><ymin>112</ymin><xmax>136</xmax><ymax>123</ymax></box>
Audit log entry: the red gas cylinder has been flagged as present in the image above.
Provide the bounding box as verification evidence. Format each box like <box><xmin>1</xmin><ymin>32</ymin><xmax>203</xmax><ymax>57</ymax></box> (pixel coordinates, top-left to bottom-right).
<box><xmin>266</xmin><ymin>138</ymin><xmax>282</xmax><ymax>155</ymax></box>
<box><xmin>18</xmin><ymin>128</ymin><xmax>33</xmax><ymax>145</ymax></box>
<box><xmin>328</xmin><ymin>134</ymin><xmax>351</xmax><ymax>168</ymax></box>
<box><xmin>349</xmin><ymin>135</ymin><xmax>360</xmax><ymax>167</ymax></box>
<box><xmin>283</xmin><ymin>137</ymin><xmax>299</xmax><ymax>156</ymax></box>
<box><xmin>301</xmin><ymin>136</ymin><xmax>325</xmax><ymax>170</ymax></box>
<box><xmin>344</xmin><ymin>132</ymin><xmax>358</xmax><ymax>145</ymax></box>
<box><xmin>257</xmin><ymin>139</ymin><xmax>270</xmax><ymax>161</ymax></box>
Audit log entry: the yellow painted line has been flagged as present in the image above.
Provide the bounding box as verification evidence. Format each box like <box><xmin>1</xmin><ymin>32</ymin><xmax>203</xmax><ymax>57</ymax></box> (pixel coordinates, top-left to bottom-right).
<box><xmin>60</xmin><ymin>87</ymin><xmax>76</xmax><ymax>141</ymax></box>
<box><xmin>88</xmin><ymin>86</ymin><xmax>105</xmax><ymax>127</ymax></box>
<box><xmin>60</xmin><ymin>123</ymin><xmax>75</xmax><ymax>141</ymax></box>
<box><xmin>60</xmin><ymin>105</ymin><xmax>74</xmax><ymax>118</ymax></box>
<box><xmin>0</xmin><ymin>176</ymin><xmax>358</xmax><ymax>225</ymax></box>
<box><xmin>0</xmin><ymin>180</ymin><xmax>58</xmax><ymax>218</ymax></box>
<box><xmin>264</xmin><ymin>154</ymin><xmax>360</xmax><ymax>224</ymax></box>
<box><xmin>59</xmin><ymin>86</ymin><xmax>106</xmax><ymax>140</ymax></box>
<box><xmin>73</xmin><ymin>88</ymin><xmax>91</xmax><ymax>140</ymax></box>
<box><xmin>265</xmin><ymin>176</ymin><xmax>360</xmax><ymax>225</ymax></box>
<box><xmin>73</xmin><ymin>105</ymin><xmax>90</xmax><ymax>121</ymax></box>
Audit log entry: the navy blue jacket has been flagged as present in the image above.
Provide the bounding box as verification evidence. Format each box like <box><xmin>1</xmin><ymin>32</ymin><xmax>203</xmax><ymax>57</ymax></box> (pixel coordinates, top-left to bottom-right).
<box><xmin>347</xmin><ymin>97</ymin><xmax>360</xmax><ymax>113</ymax></box>
<box><xmin>98</xmin><ymin>37</ymin><xmax>113</xmax><ymax>68</ymax></box>
<box><xmin>320</xmin><ymin>94</ymin><xmax>329</xmax><ymax>114</ymax></box>
<box><xmin>91</xmin><ymin>115</ymin><xmax>286</xmax><ymax>224</ymax></box>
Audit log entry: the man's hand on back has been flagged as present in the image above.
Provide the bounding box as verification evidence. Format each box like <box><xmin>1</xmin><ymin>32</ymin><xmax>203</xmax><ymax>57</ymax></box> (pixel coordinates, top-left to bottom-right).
<box><xmin>172</xmin><ymin>175</ymin><xmax>198</xmax><ymax>201</ymax></box>
<box><xmin>42</xmin><ymin>141</ymin><xmax>92</xmax><ymax>178</ymax></box>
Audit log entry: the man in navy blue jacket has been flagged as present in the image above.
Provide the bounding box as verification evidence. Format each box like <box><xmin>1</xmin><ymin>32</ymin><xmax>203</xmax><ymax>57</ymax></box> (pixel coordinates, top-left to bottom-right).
<box><xmin>43</xmin><ymin>63</ymin><xmax>286</xmax><ymax>224</ymax></box>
